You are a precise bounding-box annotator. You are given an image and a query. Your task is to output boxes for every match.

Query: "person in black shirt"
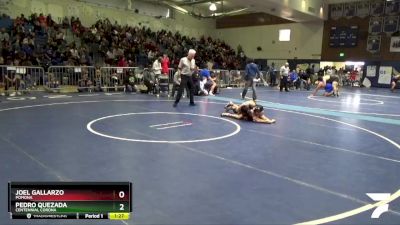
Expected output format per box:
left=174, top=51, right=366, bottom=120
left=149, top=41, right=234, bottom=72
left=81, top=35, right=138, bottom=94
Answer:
left=299, top=69, right=311, bottom=90
left=241, top=58, right=260, bottom=100
left=269, top=63, right=277, bottom=86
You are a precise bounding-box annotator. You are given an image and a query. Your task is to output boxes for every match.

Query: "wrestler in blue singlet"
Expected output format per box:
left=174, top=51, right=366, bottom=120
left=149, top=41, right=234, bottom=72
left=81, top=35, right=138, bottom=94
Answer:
left=325, top=83, right=333, bottom=93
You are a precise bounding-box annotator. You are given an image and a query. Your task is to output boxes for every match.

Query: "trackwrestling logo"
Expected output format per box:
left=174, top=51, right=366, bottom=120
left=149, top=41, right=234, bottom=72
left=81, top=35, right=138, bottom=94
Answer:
left=366, top=193, right=391, bottom=219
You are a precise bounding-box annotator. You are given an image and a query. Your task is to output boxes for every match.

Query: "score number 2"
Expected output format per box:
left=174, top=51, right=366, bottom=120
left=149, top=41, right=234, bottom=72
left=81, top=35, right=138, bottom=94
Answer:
left=110, top=189, right=130, bottom=220
left=119, top=191, right=125, bottom=211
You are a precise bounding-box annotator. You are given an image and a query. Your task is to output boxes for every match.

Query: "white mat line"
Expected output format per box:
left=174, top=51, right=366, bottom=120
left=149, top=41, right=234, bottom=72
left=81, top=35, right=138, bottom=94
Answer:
left=156, top=123, right=192, bottom=130
left=149, top=121, right=184, bottom=128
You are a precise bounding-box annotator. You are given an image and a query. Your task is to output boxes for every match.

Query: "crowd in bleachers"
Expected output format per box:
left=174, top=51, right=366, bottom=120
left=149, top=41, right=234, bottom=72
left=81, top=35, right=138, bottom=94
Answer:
left=80, top=17, right=242, bottom=69
left=0, top=13, right=243, bottom=70
left=0, top=12, right=368, bottom=95
left=0, top=13, right=72, bottom=67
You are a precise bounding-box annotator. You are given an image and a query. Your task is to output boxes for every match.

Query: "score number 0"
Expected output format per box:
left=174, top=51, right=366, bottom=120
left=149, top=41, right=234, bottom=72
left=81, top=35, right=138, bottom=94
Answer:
left=119, top=191, right=125, bottom=211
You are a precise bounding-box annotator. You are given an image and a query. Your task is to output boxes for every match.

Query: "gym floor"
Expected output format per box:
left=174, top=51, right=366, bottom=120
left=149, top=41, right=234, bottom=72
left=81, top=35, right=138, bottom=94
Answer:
left=0, top=86, right=399, bottom=225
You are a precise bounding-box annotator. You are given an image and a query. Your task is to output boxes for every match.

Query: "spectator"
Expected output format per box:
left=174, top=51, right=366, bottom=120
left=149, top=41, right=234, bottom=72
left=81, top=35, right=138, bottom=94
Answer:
left=62, top=16, right=69, bottom=29
left=147, top=50, right=154, bottom=62
left=15, top=14, right=24, bottom=26
left=47, top=14, right=55, bottom=28
left=199, top=67, right=216, bottom=96
left=46, top=72, right=59, bottom=89
left=21, top=38, right=33, bottom=56
left=198, top=68, right=210, bottom=95
left=77, top=74, right=92, bottom=92
left=79, top=47, right=92, bottom=66
left=207, top=60, right=213, bottom=70
left=12, top=35, right=21, bottom=51
left=93, top=68, right=102, bottom=92
left=161, top=54, right=169, bottom=75
left=325, top=66, right=333, bottom=76
left=269, top=63, right=277, bottom=86
left=171, top=70, right=181, bottom=98
left=38, top=13, right=47, bottom=28
left=299, top=69, right=311, bottom=90
left=51, top=51, right=63, bottom=65
left=143, top=68, right=156, bottom=94
left=391, top=74, right=400, bottom=92
left=306, top=64, right=315, bottom=82
left=239, top=51, right=246, bottom=69
left=288, top=70, right=300, bottom=89
left=210, top=73, right=218, bottom=93
left=55, top=27, right=65, bottom=44
left=4, top=71, right=21, bottom=96
left=105, top=48, right=115, bottom=65
left=117, top=56, right=128, bottom=67
left=0, top=28, right=9, bottom=42
left=71, top=17, right=82, bottom=36
left=152, top=57, right=162, bottom=76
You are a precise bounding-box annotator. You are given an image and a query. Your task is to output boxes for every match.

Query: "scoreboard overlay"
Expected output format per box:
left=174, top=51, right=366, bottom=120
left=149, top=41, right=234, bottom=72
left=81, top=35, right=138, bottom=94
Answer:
left=8, top=182, right=132, bottom=220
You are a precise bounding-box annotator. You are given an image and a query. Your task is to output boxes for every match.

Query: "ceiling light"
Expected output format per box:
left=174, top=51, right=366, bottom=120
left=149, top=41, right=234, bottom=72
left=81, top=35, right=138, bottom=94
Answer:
left=209, top=3, right=217, bottom=11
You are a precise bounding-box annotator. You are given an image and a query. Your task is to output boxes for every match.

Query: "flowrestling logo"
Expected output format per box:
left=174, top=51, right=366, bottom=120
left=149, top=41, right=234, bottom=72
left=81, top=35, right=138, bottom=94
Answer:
left=366, top=193, right=391, bottom=219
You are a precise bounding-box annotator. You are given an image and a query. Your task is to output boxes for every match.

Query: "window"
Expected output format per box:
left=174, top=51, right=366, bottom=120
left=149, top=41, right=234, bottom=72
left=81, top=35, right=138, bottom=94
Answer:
left=279, top=29, right=291, bottom=41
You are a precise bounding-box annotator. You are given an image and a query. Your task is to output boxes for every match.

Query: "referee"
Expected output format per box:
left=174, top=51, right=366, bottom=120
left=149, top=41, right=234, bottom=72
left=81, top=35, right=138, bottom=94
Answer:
left=280, top=62, right=290, bottom=92
left=173, top=49, right=197, bottom=107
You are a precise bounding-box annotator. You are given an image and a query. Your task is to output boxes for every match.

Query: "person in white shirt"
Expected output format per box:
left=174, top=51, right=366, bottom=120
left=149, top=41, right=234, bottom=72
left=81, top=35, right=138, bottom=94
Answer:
left=207, top=61, right=214, bottom=70
left=0, top=28, right=9, bottom=42
left=326, top=66, right=333, bottom=76
left=152, top=57, right=162, bottom=76
left=173, top=49, right=197, bottom=107
left=280, top=62, right=290, bottom=92
left=148, top=50, right=154, bottom=61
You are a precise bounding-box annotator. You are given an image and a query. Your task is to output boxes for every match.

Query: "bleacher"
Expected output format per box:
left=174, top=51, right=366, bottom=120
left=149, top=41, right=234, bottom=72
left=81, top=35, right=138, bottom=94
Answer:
left=0, top=12, right=253, bottom=95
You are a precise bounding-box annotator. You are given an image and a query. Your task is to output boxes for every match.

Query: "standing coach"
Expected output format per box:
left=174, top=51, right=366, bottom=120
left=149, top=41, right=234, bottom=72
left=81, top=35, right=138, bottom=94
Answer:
left=241, top=58, right=260, bottom=100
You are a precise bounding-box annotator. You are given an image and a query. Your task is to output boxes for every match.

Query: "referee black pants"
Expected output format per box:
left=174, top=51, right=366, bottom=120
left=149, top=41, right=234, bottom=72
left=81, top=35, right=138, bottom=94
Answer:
left=175, top=75, right=194, bottom=104
left=280, top=76, right=288, bottom=91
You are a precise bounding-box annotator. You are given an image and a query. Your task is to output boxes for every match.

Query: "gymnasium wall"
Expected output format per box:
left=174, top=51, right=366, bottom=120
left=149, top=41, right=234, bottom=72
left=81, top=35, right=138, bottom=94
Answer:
left=214, top=21, right=324, bottom=60
left=0, top=0, right=216, bottom=39
left=321, top=17, right=400, bottom=61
